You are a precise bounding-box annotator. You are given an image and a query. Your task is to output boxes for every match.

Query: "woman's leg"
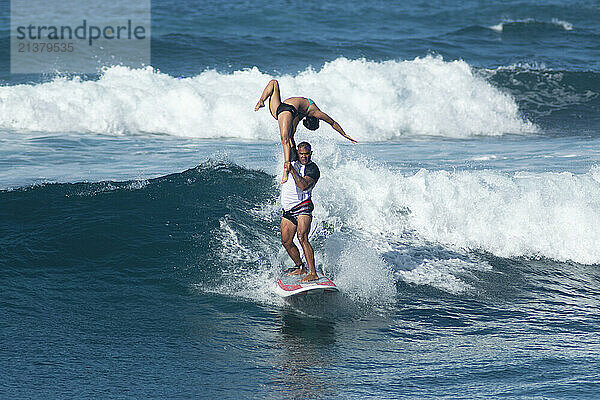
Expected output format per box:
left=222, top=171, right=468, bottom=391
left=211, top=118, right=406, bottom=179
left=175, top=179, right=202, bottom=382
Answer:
left=256, top=79, right=292, bottom=182
left=278, top=114, right=295, bottom=182
left=255, top=79, right=281, bottom=119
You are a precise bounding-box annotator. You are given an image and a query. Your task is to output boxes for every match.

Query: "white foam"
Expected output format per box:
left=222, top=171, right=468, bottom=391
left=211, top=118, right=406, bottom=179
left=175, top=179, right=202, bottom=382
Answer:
left=488, top=18, right=534, bottom=33
left=551, top=18, right=573, bottom=31
left=322, top=234, right=396, bottom=304
left=471, top=155, right=498, bottom=161
left=488, top=18, right=573, bottom=33
left=489, top=23, right=505, bottom=33
left=313, top=147, right=600, bottom=266
left=482, top=61, right=549, bottom=73
left=194, top=143, right=600, bottom=297
left=397, top=259, right=476, bottom=295
left=0, top=56, right=536, bottom=139
left=202, top=216, right=285, bottom=305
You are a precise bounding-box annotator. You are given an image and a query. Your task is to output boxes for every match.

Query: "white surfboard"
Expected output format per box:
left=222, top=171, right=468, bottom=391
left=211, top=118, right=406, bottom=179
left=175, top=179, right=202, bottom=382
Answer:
left=275, top=272, right=339, bottom=297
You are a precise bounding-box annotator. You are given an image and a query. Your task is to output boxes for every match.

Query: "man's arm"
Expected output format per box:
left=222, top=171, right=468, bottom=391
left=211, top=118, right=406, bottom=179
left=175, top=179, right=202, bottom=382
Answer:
left=287, top=164, right=315, bottom=191
left=312, top=110, right=357, bottom=143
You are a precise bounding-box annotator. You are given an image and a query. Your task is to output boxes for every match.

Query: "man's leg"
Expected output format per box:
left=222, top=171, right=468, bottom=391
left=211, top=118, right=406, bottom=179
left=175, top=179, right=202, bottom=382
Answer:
left=281, top=217, right=305, bottom=275
left=297, top=215, right=317, bottom=282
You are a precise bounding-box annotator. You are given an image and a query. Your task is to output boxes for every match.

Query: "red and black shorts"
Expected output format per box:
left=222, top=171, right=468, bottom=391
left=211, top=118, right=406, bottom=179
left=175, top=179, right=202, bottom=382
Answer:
left=282, top=199, right=314, bottom=226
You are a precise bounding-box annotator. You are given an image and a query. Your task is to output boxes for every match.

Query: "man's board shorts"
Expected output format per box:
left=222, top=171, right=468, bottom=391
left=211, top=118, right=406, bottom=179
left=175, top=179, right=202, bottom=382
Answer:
left=282, top=199, right=314, bottom=226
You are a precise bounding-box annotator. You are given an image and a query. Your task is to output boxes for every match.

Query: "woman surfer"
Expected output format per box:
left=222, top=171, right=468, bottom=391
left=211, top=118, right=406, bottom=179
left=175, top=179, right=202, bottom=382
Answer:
left=254, top=79, right=357, bottom=182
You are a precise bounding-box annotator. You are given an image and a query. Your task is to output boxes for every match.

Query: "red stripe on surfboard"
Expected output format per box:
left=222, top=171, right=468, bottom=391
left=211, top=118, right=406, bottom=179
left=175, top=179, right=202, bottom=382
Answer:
left=277, top=278, right=336, bottom=292
left=278, top=280, right=302, bottom=291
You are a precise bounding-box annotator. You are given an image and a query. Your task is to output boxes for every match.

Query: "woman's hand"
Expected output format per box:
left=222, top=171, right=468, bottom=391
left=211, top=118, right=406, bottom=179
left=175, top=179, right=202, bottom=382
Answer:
left=343, top=132, right=358, bottom=143
left=282, top=161, right=291, bottom=183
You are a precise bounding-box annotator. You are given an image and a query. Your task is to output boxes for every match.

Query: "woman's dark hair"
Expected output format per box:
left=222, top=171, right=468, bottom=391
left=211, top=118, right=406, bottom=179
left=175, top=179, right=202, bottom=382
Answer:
left=303, top=116, right=319, bottom=131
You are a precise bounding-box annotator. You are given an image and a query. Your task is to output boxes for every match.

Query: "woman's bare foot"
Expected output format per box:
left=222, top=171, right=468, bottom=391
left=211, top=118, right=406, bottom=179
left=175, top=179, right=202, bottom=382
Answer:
left=300, top=274, right=318, bottom=282
left=286, top=267, right=306, bottom=276
left=254, top=101, right=264, bottom=111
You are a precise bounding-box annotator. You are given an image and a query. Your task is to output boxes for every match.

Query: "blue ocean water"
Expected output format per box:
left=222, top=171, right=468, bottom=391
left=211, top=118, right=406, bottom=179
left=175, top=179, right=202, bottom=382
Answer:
left=2, top=0, right=600, bottom=398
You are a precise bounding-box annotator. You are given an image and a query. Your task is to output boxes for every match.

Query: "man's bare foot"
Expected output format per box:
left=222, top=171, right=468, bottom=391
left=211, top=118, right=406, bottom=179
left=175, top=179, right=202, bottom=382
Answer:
left=286, top=267, right=307, bottom=276
left=300, top=274, right=318, bottom=282
left=254, top=101, right=264, bottom=111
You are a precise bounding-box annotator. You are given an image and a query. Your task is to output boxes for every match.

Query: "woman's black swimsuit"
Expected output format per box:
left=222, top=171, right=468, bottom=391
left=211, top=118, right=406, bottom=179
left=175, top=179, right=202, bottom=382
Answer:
left=276, top=102, right=299, bottom=120
left=276, top=98, right=314, bottom=120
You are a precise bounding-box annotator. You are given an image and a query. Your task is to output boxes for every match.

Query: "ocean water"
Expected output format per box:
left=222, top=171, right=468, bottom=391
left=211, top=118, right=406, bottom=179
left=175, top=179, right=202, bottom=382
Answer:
left=2, top=0, right=600, bottom=398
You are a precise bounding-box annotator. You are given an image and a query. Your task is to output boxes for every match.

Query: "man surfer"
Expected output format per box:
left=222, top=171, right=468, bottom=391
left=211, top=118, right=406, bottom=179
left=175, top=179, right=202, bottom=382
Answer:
left=280, top=142, right=320, bottom=282
left=254, top=79, right=356, bottom=183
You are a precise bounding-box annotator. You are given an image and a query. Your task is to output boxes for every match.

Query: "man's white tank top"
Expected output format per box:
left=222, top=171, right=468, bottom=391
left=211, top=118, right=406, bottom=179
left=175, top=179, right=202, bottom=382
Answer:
left=280, top=161, right=319, bottom=211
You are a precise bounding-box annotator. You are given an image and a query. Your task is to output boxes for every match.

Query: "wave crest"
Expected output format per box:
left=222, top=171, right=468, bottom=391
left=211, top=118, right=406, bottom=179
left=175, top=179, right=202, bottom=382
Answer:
left=489, top=18, right=573, bottom=33
left=316, top=154, right=600, bottom=265
left=0, top=56, right=536, bottom=139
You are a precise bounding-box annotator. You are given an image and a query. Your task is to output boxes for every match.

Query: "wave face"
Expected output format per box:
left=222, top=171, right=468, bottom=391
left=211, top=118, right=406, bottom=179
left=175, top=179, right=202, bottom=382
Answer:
left=481, top=66, right=600, bottom=131
left=0, top=163, right=276, bottom=285
left=0, top=56, right=536, bottom=139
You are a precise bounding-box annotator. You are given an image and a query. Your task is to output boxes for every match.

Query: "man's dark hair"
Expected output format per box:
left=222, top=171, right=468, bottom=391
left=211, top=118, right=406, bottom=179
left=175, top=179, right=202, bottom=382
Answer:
left=297, top=142, right=311, bottom=152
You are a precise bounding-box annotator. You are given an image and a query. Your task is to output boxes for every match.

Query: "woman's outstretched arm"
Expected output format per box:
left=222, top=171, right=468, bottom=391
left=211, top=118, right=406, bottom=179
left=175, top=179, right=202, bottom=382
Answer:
left=312, top=110, right=357, bottom=143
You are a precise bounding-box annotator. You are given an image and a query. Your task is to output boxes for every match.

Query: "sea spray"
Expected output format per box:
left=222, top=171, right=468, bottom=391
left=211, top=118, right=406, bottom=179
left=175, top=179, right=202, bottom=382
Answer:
left=0, top=56, right=536, bottom=138
left=211, top=143, right=600, bottom=299
left=313, top=144, right=600, bottom=265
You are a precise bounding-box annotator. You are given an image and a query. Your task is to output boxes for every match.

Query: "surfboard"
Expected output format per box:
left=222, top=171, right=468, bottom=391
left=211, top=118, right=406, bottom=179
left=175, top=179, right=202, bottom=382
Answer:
left=275, top=272, right=339, bottom=297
